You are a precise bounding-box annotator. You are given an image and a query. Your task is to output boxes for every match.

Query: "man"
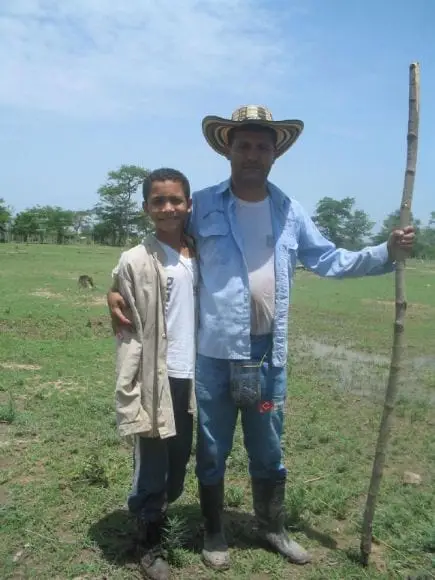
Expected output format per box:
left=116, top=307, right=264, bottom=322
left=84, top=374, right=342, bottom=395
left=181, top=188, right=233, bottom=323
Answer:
left=108, top=105, right=415, bottom=572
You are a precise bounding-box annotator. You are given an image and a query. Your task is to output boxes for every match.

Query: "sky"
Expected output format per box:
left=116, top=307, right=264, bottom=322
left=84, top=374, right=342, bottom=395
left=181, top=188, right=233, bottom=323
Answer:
left=1, top=0, right=434, bottom=232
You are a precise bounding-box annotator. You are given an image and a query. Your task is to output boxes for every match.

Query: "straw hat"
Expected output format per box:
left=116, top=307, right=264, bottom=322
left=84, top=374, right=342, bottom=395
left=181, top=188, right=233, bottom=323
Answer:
left=202, top=105, right=304, bottom=158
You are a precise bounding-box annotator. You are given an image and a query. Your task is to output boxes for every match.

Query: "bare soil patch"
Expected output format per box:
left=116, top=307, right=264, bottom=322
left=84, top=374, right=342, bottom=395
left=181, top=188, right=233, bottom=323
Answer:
left=30, top=289, right=64, bottom=299
left=44, top=379, right=83, bottom=393
left=77, top=295, right=107, bottom=306
left=0, top=362, right=41, bottom=371
left=362, top=298, right=434, bottom=311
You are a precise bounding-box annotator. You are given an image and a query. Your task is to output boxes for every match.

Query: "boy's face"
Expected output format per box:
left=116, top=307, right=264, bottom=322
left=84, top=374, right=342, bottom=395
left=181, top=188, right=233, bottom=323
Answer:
left=144, top=180, right=191, bottom=234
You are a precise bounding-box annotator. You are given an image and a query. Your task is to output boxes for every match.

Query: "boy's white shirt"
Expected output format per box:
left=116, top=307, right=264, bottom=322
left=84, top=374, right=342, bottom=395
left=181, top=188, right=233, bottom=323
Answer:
left=157, top=241, right=198, bottom=379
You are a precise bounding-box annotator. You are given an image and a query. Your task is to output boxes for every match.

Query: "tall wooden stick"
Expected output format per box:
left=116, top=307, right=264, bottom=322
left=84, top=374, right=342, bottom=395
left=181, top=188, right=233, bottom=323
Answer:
left=360, top=62, right=420, bottom=566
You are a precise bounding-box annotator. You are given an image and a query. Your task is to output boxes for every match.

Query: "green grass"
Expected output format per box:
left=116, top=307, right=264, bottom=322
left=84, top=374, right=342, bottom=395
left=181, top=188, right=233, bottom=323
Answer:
left=0, top=243, right=434, bottom=579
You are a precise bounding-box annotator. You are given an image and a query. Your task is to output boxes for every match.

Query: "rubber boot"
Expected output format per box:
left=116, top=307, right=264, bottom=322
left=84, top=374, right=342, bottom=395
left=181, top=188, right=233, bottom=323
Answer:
left=199, top=480, right=230, bottom=570
left=251, top=477, right=312, bottom=565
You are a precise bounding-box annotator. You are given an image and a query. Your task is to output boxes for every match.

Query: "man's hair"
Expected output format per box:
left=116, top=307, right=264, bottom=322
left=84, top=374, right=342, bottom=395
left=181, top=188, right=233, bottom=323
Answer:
left=227, top=124, right=277, bottom=147
left=142, top=168, right=191, bottom=202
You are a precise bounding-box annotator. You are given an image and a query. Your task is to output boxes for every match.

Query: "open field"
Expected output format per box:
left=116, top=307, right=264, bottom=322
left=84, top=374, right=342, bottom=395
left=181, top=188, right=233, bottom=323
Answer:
left=1, top=244, right=434, bottom=580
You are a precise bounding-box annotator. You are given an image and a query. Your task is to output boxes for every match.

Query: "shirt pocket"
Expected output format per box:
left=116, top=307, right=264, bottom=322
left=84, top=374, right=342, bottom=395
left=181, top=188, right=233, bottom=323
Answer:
left=197, top=211, right=230, bottom=265
left=279, top=232, right=299, bottom=276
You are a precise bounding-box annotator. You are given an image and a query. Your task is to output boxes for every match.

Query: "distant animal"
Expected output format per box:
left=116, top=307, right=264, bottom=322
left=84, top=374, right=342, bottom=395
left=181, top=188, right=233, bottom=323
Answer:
left=78, top=275, right=94, bottom=289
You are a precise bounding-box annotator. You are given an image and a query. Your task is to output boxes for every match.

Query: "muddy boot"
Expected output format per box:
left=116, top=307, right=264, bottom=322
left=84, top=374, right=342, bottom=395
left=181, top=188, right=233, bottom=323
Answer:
left=199, top=481, right=230, bottom=570
left=137, top=516, right=170, bottom=580
left=251, top=477, right=312, bottom=565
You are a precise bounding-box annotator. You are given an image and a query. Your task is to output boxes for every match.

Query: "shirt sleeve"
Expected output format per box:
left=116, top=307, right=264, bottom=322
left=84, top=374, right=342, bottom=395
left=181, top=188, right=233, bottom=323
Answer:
left=295, top=202, right=395, bottom=277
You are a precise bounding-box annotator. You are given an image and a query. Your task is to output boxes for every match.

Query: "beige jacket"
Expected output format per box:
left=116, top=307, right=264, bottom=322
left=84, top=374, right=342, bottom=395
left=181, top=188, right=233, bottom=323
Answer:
left=114, top=235, right=196, bottom=439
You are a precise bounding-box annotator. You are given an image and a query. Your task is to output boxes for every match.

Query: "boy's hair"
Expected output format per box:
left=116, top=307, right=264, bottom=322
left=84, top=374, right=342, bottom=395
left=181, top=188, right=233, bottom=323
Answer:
left=227, top=124, right=277, bottom=147
left=142, top=168, right=191, bottom=202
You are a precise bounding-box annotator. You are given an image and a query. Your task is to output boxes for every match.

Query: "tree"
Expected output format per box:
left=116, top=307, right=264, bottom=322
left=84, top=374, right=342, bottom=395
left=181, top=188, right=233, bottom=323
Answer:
left=312, top=196, right=374, bottom=249
left=11, top=206, right=74, bottom=243
left=12, top=208, right=40, bottom=242
left=344, top=209, right=375, bottom=250
left=43, top=206, right=75, bottom=244
left=72, top=210, right=93, bottom=235
left=94, top=165, right=150, bottom=246
left=418, top=211, right=435, bottom=259
left=0, top=198, right=13, bottom=241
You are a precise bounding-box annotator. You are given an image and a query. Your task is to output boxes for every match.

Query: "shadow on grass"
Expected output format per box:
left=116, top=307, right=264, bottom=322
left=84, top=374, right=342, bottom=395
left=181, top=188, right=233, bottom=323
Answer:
left=88, top=503, right=338, bottom=567
left=295, top=521, right=338, bottom=551
left=88, top=508, right=138, bottom=566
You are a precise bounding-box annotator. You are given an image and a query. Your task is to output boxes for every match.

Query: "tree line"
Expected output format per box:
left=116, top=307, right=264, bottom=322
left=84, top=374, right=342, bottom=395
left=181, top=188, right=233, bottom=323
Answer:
left=1, top=164, right=434, bottom=258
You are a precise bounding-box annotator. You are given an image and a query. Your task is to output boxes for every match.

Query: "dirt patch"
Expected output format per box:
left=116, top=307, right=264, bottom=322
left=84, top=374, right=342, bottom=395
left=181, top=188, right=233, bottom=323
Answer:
left=0, top=485, right=8, bottom=505
left=77, top=295, right=107, bottom=306
left=14, top=459, right=46, bottom=486
left=90, top=296, right=107, bottom=306
left=30, top=289, right=64, bottom=299
left=362, top=299, right=395, bottom=307
left=0, top=362, right=41, bottom=371
left=71, top=548, right=98, bottom=568
left=0, top=452, right=14, bottom=470
left=45, top=379, right=83, bottom=393
left=295, top=337, right=435, bottom=404
left=0, top=437, right=39, bottom=449
left=369, top=542, right=389, bottom=573
left=413, top=356, right=435, bottom=370
left=362, top=299, right=434, bottom=312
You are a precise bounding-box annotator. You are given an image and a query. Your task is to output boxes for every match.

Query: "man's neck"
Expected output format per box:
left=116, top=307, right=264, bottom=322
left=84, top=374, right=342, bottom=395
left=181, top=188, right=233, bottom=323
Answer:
left=155, top=230, right=186, bottom=252
left=231, top=180, right=268, bottom=202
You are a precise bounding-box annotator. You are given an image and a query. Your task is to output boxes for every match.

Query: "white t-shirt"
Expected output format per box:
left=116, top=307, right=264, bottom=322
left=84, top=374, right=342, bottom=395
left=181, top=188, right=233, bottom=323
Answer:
left=158, top=241, right=198, bottom=379
left=234, top=195, right=276, bottom=335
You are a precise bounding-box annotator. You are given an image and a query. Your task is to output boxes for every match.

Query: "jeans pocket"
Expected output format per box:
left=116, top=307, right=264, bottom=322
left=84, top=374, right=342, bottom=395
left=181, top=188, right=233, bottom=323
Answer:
left=229, top=360, right=262, bottom=407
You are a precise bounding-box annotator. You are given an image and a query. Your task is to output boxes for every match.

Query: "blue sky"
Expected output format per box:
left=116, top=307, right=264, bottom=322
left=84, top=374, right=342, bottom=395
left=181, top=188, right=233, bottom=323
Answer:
left=0, top=0, right=434, bottom=231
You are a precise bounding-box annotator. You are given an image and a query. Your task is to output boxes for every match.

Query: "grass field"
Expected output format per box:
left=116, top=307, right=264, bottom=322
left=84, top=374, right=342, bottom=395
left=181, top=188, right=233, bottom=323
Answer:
left=1, top=243, right=434, bottom=580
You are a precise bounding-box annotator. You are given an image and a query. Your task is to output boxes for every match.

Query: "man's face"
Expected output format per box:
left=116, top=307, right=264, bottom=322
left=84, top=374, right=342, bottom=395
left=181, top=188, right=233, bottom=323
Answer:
left=228, top=129, right=276, bottom=187
left=143, top=180, right=191, bottom=234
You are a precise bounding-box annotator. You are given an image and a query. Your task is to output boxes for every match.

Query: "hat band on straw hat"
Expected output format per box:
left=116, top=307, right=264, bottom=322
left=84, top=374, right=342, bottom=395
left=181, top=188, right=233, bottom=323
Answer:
left=202, top=105, right=304, bottom=158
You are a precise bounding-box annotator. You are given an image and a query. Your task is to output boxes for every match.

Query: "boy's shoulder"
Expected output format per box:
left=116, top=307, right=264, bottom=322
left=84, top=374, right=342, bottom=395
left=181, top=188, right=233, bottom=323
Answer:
left=118, top=238, right=155, bottom=269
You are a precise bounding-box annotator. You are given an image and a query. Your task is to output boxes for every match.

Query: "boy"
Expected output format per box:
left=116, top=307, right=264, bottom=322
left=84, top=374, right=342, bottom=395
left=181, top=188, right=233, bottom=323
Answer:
left=113, top=168, right=197, bottom=580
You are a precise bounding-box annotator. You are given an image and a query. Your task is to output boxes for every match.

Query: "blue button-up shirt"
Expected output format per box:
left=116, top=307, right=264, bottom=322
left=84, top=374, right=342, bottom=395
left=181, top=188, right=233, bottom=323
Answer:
left=187, top=178, right=394, bottom=367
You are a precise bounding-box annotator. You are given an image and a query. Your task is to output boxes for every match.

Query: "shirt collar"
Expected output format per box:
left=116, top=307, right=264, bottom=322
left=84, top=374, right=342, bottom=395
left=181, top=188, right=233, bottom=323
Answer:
left=215, top=177, right=291, bottom=212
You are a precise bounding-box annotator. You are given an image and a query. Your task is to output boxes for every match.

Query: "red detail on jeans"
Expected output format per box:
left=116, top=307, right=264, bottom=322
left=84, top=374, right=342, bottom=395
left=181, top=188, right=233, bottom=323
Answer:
left=258, top=401, right=275, bottom=413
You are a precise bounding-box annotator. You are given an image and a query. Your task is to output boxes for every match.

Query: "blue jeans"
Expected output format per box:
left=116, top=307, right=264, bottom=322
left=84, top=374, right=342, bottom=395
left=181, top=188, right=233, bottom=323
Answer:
left=127, top=377, right=193, bottom=522
left=195, top=334, right=287, bottom=485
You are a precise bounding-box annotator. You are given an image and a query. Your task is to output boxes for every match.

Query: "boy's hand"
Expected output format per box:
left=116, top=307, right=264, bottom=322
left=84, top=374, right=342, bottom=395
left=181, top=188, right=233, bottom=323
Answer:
left=107, top=290, right=132, bottom=336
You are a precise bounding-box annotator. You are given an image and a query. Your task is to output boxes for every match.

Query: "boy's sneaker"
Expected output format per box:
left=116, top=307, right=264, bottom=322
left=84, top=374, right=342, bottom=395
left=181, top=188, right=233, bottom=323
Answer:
left=137, top=516, right=170, bottom=580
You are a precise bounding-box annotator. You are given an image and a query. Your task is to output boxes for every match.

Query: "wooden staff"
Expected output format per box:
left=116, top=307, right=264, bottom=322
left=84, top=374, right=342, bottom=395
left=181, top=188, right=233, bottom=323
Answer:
left=360, top=62, right=421, bottom=566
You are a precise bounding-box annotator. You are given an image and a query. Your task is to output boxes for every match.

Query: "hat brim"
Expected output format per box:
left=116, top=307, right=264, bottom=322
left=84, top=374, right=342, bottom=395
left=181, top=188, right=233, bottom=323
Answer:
left=202, top=115, right=304, bottom=158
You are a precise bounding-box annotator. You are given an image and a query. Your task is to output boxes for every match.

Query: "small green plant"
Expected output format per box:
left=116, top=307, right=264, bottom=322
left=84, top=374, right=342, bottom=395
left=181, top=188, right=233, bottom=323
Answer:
left=162, top=515, right=191, bottom=568
left=0, top=393, right=16, bottom=424
left=225, top=484, right=244, bottom=508
left=72, top=453, right=109, bottom=488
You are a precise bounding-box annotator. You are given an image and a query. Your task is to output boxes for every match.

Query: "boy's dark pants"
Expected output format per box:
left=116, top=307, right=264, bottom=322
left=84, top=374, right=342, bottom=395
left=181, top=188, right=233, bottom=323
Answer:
left=127, top=377, right=193, bottom=523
